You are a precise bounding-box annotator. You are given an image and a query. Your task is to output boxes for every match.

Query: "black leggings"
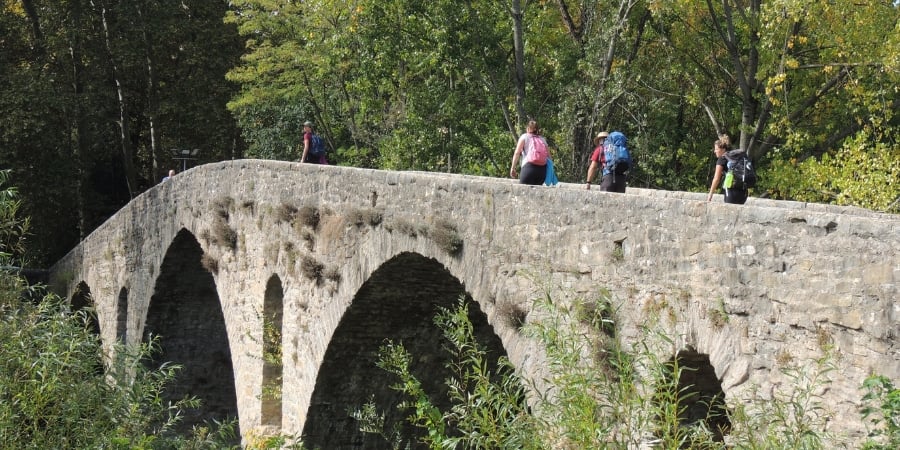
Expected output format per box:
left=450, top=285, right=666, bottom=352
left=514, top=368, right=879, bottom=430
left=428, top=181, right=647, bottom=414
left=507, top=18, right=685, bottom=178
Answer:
left=519, top=163, right=547, bottom=185
left=724, top=188, right=748, bottom=204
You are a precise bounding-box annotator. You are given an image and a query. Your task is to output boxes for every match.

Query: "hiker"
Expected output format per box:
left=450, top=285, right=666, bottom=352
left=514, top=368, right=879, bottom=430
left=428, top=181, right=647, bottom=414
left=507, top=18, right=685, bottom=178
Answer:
left=585, top=131, right=630, bottom=193
left=707, top=134, right=748, bottom=204
left=585, top=131, right=608, bottom=191
left=300, top=121, right=327, bottom=164
left=161, top=169, right=175, bottom=182
left=510, top=120, right=550, bottom=185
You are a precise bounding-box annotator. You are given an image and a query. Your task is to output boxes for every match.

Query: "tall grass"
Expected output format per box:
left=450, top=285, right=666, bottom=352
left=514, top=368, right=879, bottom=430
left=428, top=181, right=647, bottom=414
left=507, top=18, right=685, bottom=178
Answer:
left=356, top=291, right=869, bottom=449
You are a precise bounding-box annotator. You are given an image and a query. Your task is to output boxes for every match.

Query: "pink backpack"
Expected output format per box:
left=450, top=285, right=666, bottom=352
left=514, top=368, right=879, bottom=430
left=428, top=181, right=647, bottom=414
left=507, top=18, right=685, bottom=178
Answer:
left=525, top=134, right=549, bottom=166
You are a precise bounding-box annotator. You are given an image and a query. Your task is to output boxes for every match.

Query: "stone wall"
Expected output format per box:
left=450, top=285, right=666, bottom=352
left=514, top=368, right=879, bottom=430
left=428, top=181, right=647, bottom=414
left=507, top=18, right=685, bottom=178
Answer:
left=50, top=160, right=899, bottom=447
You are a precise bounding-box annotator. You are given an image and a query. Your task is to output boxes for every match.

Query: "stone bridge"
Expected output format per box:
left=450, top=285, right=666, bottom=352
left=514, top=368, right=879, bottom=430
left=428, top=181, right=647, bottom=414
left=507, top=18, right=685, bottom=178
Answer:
left=50, top=160, right=898, bottom=448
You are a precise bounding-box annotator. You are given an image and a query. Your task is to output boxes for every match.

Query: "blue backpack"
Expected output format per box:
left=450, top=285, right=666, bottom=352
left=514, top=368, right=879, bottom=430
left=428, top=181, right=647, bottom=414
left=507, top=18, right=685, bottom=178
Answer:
left=602, top=131, right=632, bottom=176
left=310, top=134, right=326, bottom=156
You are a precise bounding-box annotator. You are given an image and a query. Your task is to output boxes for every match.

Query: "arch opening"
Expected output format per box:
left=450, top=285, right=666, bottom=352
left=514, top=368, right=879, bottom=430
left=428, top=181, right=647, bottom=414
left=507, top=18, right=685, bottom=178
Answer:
left=301, top=252, right=509, bottom=449
left=665, top=349, right=731, bottom=443
left=144, top=229, right=238, bottom=439
left=261, top=275, right=284, bottom=428
left=71, top=281, right=100, bottom=336
left=116, top=287, right=128, bottom=343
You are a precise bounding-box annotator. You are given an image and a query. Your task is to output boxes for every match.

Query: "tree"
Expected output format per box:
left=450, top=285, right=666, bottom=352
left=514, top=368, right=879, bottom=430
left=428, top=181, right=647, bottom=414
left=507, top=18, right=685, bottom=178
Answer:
left=0, top=0, right=244, bottom=266
left=650, top=0, right=899, bottom=165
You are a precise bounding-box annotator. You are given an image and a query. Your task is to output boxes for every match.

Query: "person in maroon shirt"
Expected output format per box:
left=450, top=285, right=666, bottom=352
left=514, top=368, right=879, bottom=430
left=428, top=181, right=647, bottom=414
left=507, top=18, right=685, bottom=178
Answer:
left=585, top=131, right=626, bottom=192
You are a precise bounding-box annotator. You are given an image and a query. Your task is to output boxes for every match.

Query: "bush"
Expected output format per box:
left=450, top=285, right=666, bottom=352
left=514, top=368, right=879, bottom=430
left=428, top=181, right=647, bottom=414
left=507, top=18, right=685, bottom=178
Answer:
left=358, top=289, right=849, bottom=449
left=0, top=282, right=241, bottom=449
left=0, top=177, right=240, bottom=449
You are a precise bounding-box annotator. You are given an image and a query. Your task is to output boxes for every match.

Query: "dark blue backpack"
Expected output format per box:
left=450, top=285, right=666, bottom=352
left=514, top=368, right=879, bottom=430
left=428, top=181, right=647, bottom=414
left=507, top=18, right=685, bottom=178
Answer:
left=725, top=149, right=757, bottom=189
left=603, top=131, right=632, bottom=176
left=310, top=134, right=326, bottom=156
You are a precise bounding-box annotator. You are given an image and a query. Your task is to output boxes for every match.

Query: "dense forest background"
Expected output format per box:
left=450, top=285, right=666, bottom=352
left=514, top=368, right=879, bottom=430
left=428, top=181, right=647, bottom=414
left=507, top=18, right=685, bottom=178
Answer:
left=1, top=0, right=898, bottom=267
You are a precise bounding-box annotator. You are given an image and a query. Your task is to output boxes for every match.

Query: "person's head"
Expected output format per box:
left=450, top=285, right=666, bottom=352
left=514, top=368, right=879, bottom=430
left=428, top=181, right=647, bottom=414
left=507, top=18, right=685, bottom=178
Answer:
left=594, top=131, right=609, bottom=145
left=713, top=134, right=731, bottom=156
left=526, top=120, right=540, bottom=134
left=303, top=120, right=314, bottom=131
left=168, top=169, right=175, bottom=177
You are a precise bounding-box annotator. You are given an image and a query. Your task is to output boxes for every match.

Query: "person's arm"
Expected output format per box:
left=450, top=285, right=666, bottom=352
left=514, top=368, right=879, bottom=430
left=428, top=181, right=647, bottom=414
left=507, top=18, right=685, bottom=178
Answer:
left=586, top=160, right=599, bottom=190
left=300, top=134, right=310, bottom=163
left=509, top=137, right=525, bottom=178
left=707, top=164, right=724, bottom=201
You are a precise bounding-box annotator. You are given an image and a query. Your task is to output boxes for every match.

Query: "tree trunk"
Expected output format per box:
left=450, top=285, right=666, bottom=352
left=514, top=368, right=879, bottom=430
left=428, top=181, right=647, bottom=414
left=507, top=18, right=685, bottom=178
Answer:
left=96, top=0, right=138, bottom=198
left=511, top=0, right=527, bottom=133
left=67, top=0, right=89, bottom=239
left=136, top=2, right=161, bottom=181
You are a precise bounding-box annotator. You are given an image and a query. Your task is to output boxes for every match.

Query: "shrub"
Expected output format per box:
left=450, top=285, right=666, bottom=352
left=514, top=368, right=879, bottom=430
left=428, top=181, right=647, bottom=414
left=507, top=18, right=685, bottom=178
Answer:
left=358, top=288, right=846, bottom=449
left=0, top=281, right=240, bottom=449
left=861, top=375, right=900, bottom=449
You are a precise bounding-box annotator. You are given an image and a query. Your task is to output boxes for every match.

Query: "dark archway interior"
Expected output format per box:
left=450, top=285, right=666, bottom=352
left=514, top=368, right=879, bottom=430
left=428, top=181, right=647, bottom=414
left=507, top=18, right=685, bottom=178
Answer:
left=145, top=229, right=238, bottom=438
left=71, top=281, right=100, bottom=335
left=116, top=287, right=128, bottom=342
left=261, top=275, right=284, bottom=428
left=301, top=252, right=508, bottom=449
left=669, top=349, right=731, bottom=443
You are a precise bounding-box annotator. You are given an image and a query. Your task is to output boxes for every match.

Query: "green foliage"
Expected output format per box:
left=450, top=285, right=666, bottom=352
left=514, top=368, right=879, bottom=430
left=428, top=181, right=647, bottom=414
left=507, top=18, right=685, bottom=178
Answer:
left=229, top=99, right=311, bottom=161
left=860, top=375, right=900, bottom=449
left=727, top=354, right=841, bottom=449
left=0, top=287, right=240, bottom=449
left=0, top=170, right=29, bottom=265
left=355, top=297, right=536, bottom=449
left=360, top=287, right=858, bottom=449
left=765, top=128, right=900, bottom=213
left=1, top=1, right=244, bottom=265
left=0, top=184, right=238, bottom=447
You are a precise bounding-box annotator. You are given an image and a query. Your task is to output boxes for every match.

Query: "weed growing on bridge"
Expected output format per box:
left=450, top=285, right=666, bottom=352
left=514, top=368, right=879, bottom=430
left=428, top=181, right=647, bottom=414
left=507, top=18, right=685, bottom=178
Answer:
left=347, top=207, right=382, bottom=227
left=385, top=217, right=420, bottom=237
left=726, top=353, right=841, bottom=447
left=298, top=205, right=321, bottom=229
left=323, top=264, right=341, bottom=283
left=276, top=203, right=298, bottom=223
left=300, top=254, right=324, bottom=283
left=709, top=297, right=729, bottom=329
left=353, top=298, right=536, bottom=449
left=201, top=253, right=219, bottom=274
left=213, top=196, right=234, bottom=219
left=427, top=218, right=463, bottom=256
left=211, top=219, right=238, bottom=250
left=495, top=300, right=528, bottom=330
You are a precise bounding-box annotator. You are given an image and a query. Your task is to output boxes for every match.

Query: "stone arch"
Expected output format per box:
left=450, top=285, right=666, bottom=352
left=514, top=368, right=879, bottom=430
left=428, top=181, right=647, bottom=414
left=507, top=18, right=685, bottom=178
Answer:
left=71, top=281, right=92, bottom=310
left=116, top=287, right=128, bottom=343
left=144, top=228, right=239, bottom=439
left=261, top=274, right=284, bottom=428
left=301, top=252, right=509, bottom=449
left=71, top=281, right=100, bottom=335
left=667, top=348, right=731, bottom=442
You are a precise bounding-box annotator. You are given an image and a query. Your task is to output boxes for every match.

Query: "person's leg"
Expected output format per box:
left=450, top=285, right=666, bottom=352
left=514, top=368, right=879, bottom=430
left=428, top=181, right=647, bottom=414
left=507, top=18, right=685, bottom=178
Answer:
left=611, top=173, right=627, bottom=193
left=599, top=174, right=617, bottom=191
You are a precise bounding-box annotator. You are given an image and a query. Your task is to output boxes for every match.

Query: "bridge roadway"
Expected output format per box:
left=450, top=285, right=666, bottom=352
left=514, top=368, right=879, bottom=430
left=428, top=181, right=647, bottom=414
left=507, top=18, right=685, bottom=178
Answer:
left=50, top=160, right=898, bottom=447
